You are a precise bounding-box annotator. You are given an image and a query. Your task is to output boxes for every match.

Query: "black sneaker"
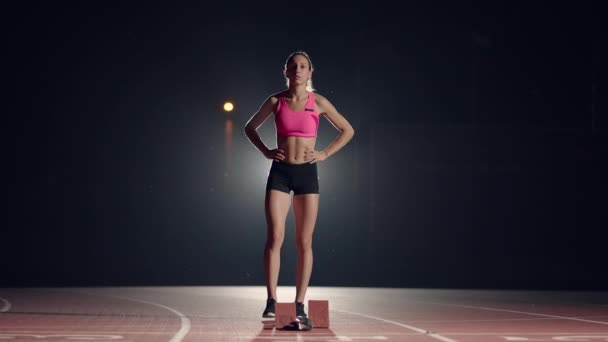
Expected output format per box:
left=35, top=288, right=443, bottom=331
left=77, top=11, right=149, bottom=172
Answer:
left=296, top=302, right=307, bottom=320
left=295, top=302, right=313, bottom=331
left=283, top=317, right=313, bottom=331
left=262, top=298, right=276, bottom=318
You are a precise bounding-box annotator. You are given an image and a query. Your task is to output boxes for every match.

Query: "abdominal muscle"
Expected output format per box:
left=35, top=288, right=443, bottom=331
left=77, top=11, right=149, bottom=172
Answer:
left=277, top=135, right=317, bottom=164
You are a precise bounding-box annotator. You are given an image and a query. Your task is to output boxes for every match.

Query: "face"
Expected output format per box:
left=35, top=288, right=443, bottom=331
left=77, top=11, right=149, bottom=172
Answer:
left=284, top=54, right=312, bottom=86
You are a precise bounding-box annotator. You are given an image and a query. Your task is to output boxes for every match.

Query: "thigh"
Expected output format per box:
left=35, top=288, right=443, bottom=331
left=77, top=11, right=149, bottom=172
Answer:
left=293, top=194, right=319, bottom=241
left=265, top=189, right=292, bottom=236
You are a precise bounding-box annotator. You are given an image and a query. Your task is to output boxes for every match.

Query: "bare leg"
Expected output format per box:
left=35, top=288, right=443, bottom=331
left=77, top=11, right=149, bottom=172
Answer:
left=264, top=190, right=291, bottom=300
left=293, top=193, right=319, bottom=303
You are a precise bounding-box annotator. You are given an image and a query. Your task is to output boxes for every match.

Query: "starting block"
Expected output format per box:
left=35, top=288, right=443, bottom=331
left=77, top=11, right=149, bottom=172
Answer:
left=308, top=300, right=329, bottom=328
left=261, top=300, right=330, bottom=330
left=275, top=302, right=296, bottom=329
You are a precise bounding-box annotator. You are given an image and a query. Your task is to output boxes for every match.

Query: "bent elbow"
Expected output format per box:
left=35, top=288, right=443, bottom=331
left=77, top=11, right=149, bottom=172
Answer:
left=346, top=127, right=355, bottom=138
left=244, top=124, right=258, bottom=138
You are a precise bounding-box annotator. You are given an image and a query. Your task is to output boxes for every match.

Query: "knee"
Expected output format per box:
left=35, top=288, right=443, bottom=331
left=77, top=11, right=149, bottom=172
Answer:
left=266, top=233, right=284, bottom=250
left=295, top=237, right=312, bottom=253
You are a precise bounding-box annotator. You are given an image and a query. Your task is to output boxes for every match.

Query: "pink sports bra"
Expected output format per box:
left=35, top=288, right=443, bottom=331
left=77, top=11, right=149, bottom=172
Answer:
left=274, top=92, right=319, bottom=138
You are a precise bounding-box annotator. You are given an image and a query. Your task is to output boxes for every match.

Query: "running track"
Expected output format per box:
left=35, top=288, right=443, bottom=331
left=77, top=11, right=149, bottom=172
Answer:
left=1, top=287, right=607, bottom=341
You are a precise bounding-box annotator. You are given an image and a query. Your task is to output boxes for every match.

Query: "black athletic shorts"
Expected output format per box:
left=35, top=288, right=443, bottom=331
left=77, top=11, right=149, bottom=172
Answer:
left=266, top=160, right=319, bottom=195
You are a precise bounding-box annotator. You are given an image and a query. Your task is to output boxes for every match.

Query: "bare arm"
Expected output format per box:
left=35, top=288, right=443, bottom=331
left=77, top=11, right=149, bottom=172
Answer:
left=316, top=94, right=355, bottom=159
left=244, top=96, right=284, bottom=160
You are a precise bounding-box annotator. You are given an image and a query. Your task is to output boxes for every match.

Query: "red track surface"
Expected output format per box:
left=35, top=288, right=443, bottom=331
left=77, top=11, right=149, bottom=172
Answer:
left=1, top=287, right=607, bottom=341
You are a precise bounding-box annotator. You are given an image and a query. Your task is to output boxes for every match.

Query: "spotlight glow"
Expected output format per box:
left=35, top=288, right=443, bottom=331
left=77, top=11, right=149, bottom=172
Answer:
left=223, top=102, right=234, bottom=112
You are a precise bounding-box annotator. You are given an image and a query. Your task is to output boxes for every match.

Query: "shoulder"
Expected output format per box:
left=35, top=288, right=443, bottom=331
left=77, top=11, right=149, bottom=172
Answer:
left=313, top=93, right=334, bottom=113
left=312, top=92, right=327, bottom=101
left=265, top=90, right=288, bottom=105
left=257, top=91, right=284, bottom=109
left=313, top=92, right=330, bottom=106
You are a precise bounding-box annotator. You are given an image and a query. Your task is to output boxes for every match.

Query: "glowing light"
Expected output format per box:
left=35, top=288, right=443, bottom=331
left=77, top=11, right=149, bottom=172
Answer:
left=223, top=102, right=234, bottom=112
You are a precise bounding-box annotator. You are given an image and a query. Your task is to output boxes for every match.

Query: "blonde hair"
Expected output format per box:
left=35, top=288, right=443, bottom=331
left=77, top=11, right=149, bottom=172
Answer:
left=284, top=51, right=315, bottom=92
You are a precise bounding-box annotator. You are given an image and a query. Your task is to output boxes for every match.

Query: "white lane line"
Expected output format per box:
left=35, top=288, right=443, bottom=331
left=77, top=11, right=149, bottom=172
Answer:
left=408, top=315, right=608, bottom=323
left=431, top=303, right=608, bottom=326
left=0, top=334, right=124, bottom=340
left=0, top=297, right=11, bottom=312
left=66, top=290, right=190, bottom=342
left=442, top=332, right=608, bottom=335
left=103, top=295, right=191, bottom=342
left=1, top=330, right=608, bottom=336
left=9, top=313, right=608, bottom=327
left=332, top=309, right=459, bottom=342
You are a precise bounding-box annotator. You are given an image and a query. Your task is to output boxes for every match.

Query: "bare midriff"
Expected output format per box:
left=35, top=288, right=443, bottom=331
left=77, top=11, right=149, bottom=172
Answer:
left=277, top=135, right=317, bottom=164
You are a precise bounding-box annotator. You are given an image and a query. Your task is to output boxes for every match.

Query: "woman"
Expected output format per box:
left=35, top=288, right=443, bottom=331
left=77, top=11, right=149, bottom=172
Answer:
left=244, top=51, right=354, bottom=330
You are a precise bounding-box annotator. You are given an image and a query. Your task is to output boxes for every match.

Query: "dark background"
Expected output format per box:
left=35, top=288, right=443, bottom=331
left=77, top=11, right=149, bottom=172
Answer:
left=4, top=2, right=607, bottom=290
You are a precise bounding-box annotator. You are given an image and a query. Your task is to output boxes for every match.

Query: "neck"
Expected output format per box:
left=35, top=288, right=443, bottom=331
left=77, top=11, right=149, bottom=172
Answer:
left=288, top=84, right=308, bottom=99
